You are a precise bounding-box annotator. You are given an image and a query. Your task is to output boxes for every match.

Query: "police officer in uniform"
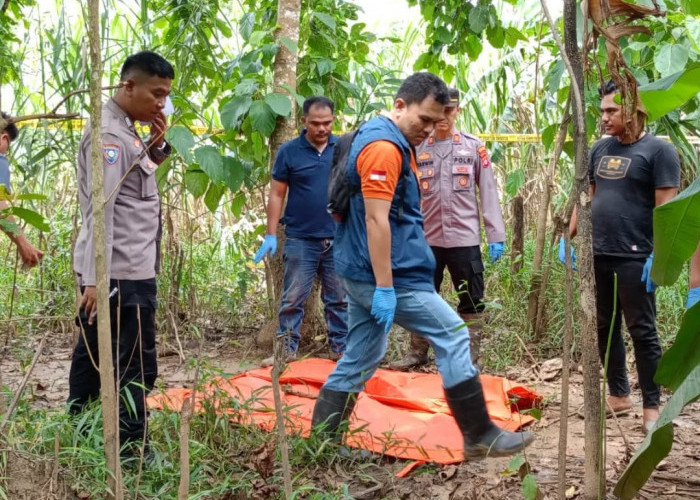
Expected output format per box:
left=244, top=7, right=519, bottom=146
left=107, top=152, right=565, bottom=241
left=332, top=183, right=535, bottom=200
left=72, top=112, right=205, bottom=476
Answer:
left=69, top=51, right=174, bottom=456
left=393, top=88, right=505, bottom=369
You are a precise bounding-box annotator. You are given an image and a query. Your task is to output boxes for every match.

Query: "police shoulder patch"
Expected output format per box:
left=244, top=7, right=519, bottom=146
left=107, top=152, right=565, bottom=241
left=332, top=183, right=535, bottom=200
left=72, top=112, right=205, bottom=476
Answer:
left=103, top=144, right=121, bottom=165
left=477, top=145, right=490, bottom=168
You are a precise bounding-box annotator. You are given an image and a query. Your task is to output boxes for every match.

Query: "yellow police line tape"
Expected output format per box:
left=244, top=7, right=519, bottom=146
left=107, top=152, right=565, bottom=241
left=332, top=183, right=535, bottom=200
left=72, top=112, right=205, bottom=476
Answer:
left=17, top=118, right=700, bottom=145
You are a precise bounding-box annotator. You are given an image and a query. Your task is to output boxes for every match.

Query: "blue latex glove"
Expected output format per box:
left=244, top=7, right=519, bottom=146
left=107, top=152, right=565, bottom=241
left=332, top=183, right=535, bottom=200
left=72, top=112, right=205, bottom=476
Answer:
left=253, top=234, right=277, bottom=263
left=686, top=287, right=700, bottom=309
left=370, top=286, right=397, bottom=333
left=488, top=242, right=505, bottom=263
left=558, top=237, right=578, bottom=270
left=641, top=253, right=657, bottom=293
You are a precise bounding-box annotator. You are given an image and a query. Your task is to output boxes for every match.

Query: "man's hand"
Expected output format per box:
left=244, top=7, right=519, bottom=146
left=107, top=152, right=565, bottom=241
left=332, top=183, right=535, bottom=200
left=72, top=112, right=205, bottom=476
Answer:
left=686, top=287, right=700, bottom=309
left=558, top=237, right=578, bottom=270
left=488, top=242, right=504, bottom=263
left=641, top=253, right=657, bottom=293
left=254, top=234, right=278, bottom=263
left=150, top=111, right=168, bottom=148
left=17, top=238, right=43, bottom=268
left=79, top=286, right=97, bottom=325
left=370, top=286, right=396, bottom=333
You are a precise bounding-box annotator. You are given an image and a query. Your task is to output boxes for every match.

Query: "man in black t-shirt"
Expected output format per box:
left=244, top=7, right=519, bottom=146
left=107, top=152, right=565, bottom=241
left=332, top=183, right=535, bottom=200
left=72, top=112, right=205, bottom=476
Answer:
left=567, top=80, right=680, bottom=433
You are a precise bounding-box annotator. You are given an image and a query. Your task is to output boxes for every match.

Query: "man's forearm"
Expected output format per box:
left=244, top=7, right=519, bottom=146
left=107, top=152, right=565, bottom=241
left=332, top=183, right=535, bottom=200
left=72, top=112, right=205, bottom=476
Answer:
left=366, top=217, right=393, bottom=287
left=266, top=193, right=284, bottom=235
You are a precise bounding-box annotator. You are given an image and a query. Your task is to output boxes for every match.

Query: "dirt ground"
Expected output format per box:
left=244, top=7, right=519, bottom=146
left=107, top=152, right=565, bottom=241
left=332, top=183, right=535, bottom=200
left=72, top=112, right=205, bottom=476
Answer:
left=2, top=326, right=699, bottom=500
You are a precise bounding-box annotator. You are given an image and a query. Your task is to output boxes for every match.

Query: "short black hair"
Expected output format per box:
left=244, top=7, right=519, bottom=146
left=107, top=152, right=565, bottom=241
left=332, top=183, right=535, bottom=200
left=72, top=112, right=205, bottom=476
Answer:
left=599, top=80, right=618, bottom=98
left=396, top=72, right=449, bottom=106
left=303, top=96, right=334, bottom=115
left=0, top=112, right=18, bottom=141
left=120, top=51, right=175, bottom=81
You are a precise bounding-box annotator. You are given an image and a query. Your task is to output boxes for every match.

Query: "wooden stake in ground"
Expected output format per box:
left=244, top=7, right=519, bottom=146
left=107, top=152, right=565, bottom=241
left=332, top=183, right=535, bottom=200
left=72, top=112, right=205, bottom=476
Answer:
left=86, top=0, right=123, bottom=497
left=271, top=337, right=293, bottom=498
left=558, top=229, right=576, bottom=500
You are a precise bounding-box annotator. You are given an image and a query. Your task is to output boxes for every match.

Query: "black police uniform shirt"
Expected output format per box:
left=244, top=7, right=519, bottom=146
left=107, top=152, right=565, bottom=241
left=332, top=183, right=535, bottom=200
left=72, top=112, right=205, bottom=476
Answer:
left=588, top=133, right=680, bottom=258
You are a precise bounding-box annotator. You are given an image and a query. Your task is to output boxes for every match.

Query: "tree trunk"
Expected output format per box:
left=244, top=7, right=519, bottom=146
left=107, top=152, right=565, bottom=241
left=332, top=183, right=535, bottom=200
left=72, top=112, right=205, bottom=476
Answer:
left=510, top=196, right=524, bottom=274
left=562, top=1, right=603, bottom=497
left=258, top=0, right=324, bottom=349
left=86, top=0, right=122, bottom=497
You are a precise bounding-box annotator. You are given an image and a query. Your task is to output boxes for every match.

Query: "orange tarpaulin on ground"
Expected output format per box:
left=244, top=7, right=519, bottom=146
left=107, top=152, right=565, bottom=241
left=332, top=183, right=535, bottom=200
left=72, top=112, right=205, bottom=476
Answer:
left=148, top=358, right=541, bottom=464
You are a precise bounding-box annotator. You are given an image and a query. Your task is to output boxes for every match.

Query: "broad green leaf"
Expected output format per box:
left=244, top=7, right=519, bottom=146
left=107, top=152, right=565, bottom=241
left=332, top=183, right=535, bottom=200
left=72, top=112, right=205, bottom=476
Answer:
left=230, top=192, right=246, bottom=218
left=315, top=58, right=335, bottom=77
left=0, top=216, right=19, bottom=236
left=505, top=169, right=525, bottom=197
left=413, top=52, right=432, bottom=71
left=279, top=83, right=305, bottom=108
left=468, top=5, right=489, bottom=33
left=249, top=101, right=277, bottom=137
left=435, top=26, right=452, bottom=44
left=221, top=156, right=246, bottom=192
left=155, top=157, right=173, bottom=190
left=184, top=169, right=209, bottom=198
left=687, top=19, right=700, bottom=53
left=249, top=30, right=268, bottom=47
left=505, top=27, right=527, bottom=48
left=541, top=123, right=558, bottom=151
left=204, top=182, right=226, bottom=212
left=522, top=474, right=540, bottom=500
left=653, top=44, right=689, bottom=77
left=545, top=59, right=566, bottom=95
left=234, top=79, right=258, bottom=96
left=681, top=0, right=700, bottom=15
left=614, top=364, right=700, bottom=500
left=239, top=12, right=255, bottom=41
left=465, top=34, right=483, bottom=61
left=166, top=125, right=195, bottom=163
left=279, top=36, right=297, bottom=55
left=313, top=12, right=336, bottom=31
left=195, top=146, right=225, bottom=185
left=507, top=454, right=525, bottom=473
left=655, top=303, right=700, bottom=391
left=264, top=93, right=292, bottom=117
left=639, top=64, right=700, bottom=122
left=6, top=206, right=49, bottom=232
left=486, top=25, right=505, bottom=49
left=221, top=95, right=253, bottom=131
left=651, top=177, right=700, bottom=285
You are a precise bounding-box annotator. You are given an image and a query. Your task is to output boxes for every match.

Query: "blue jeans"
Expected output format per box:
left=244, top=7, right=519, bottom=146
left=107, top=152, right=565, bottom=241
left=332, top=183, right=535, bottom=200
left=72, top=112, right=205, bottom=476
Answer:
left=324, top=278, right=477, bottom=393
left=277, top=237, right=347, bottom=353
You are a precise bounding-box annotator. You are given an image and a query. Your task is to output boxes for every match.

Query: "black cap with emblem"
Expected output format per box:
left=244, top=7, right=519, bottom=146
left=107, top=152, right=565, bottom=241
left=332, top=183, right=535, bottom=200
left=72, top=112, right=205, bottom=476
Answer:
left=445, top=88, right=460, bottom=108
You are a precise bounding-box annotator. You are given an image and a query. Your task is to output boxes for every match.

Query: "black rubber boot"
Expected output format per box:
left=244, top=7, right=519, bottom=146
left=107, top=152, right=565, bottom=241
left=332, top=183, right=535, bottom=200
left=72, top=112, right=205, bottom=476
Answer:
left=311, top=387, right=357, bottom=443
left=445, top=376, right=534, bottom=460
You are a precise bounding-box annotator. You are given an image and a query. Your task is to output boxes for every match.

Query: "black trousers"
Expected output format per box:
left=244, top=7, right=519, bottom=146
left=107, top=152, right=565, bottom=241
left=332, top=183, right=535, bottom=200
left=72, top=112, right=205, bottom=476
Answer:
left=431, top=245, right=485, bottom=314
left=68, top=279, right=158, bottom=443
left=594, top=256, right=661, bottom=409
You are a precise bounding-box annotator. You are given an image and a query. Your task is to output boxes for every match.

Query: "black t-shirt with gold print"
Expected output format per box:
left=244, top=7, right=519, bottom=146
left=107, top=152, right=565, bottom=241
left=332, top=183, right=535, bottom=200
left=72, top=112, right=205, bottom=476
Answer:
left=588, top=134, right=680, bottom=258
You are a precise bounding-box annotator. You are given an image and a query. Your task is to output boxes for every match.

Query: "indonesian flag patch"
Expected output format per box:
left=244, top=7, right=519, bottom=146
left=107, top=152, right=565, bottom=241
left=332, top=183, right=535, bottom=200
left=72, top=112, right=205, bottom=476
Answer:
left=103, top=144, right=121, bottom=165
left=369, top=169, right=387, bottom=181
left=477, top=145, right=490, bottom=168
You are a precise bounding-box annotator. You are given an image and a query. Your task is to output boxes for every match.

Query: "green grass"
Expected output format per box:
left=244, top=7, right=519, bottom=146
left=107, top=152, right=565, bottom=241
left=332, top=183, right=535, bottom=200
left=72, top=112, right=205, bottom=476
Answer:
left=1, top=375, right=364, bottom=499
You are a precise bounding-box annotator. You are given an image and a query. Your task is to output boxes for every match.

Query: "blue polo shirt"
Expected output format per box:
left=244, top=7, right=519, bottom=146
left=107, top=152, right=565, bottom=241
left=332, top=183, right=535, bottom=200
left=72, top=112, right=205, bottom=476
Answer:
left=272, top=130, right=337, bottom=239
left=0, top=153, right=11, bottom=193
